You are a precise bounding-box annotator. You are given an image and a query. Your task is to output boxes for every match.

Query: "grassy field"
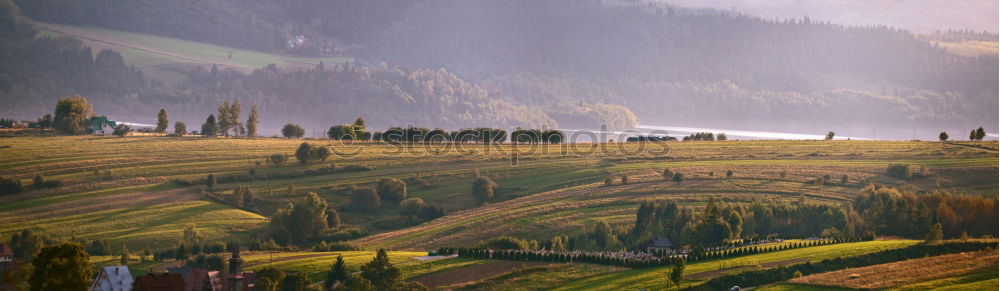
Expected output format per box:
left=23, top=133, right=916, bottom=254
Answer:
left=0, top=136, right=995, bottom=253
left=242, top=251, right=427, bottom=282
left=34, top=21, right=354, bottom=86
left=789, top=249, right=997, bottom=289
left=547, top=240, right=920, bottom=291
left=0, top=135, right=996, bottom=288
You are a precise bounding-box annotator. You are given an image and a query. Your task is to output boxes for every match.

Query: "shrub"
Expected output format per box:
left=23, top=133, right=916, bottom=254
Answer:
left=399, top=198, right=426, bottom=216
left=726, top=170, right=734, bottom=178
left=206, top=174, right=217, bottom=190
left=113, top=124, right=130, bottom=136
left=0, top=177, right=24, bottom=195
left=377, top=178, right=407, bottom=205
left=480, top=236, right=529, bottom=250
left=621, top=175, right=628, bottom=185
left=604, top=177, right=613, bottom=186
left=204, top=242, right=226, bottom=254
left=350, top=187, right=381, bottom=212
left=327, top=209, right=341, bottom=228
left=268, top=154, right=288, bottom=166
left=295, top=142, right=313, bottom=165
left=472, top=176, right=496, bottom=203
left=174, top=122, right=187, bottom=135
left=416, top=205, right=445, bottom=220
left=282, top=123, right=305, bottom=138
left=672, top=173, right=684, bottom=184
left=311, top=146, right=331, bottom=162
left=886, top=164, right=911, bottom=179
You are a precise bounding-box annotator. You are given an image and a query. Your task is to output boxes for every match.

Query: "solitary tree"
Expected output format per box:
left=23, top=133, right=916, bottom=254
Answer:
left=29, top=242, right=92, bottom=291
left=246, top=104, right=259, bottom=138
left=825, top=131, right=835, bottom=140
left=472, top=176, right=496, bottom=203
left=119, top=245, right=129, bottom=265
left=360, top=249, right=401, bottom=290
left=155, top=109, right=168, bottom=133
left=970, top=130, right=977, bottom=141
left=228, top=100, right=241, bottom=137
left=669, top=257, right=686, bottom=291
left=206, top=174, right=217, bottom=190
left=398, top=198, right=426, bottom=216
left=53, top=95, right=95, bottom=134
left=295, top=142, right=313, bottom=165
left=377, top=178, right=407, bottom=205
left=938, top=132, right=948, bottom=141
left=662, top=169, right=672, bottom=180
left=217, top=101, right=231, bottom=137
left=726, top=170, right=734, bottom=178
left=925, top=222, right=943, bottom=243
left=349, top=187, right=381, bottom=212
left=282, top=124, right=305, bottom=138
left=280, top=272, right=310, bottom=291
left=672, top=173, right=684, bottom=184
left=324, top=255, right=349, bottom=289
left=201, top=115, right=218, bottom=137
left=174, top=122, right=187, bottom=135
left=255, top=267, right=284, bottom=291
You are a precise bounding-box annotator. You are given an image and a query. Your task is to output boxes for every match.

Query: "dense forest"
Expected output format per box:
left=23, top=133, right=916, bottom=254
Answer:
left=3, top=0, right=998, bottom=136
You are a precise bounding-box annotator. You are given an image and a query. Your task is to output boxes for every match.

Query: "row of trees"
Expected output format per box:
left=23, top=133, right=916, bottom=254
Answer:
left=510, top=128, right=566, bottom=144
left=681, top=132, right=726, bottom=141
left=377, top=127, right=511, bottom=144
left=854, top=185, right=998, bottom=238
left=624, top=198, right=860, bottom=248
left=454, top=238, right=851, bottom=269
left=200, top=100, right=260, bottom=137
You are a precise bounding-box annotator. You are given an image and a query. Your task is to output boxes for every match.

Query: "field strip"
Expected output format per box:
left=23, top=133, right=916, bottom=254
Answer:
left=789, top=249, right=998, bottom=289
left=35, top=22, right=256, bottom=70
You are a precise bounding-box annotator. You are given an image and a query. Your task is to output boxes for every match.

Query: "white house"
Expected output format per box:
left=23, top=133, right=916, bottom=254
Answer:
left=91, top=266, right=133, bottom=291
left=90, top=117, right=117, bottom=135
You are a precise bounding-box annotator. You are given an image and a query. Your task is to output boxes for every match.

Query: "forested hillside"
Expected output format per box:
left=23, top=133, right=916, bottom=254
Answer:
left=5, top=0, right=998, bottom=136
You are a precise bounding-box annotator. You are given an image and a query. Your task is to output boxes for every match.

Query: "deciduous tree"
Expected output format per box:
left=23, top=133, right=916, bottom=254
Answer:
left=377, top=178, right=407, bottom=205
left=472, top=176, right=496, bottom=203
left=29, top=242, right=92, bottom=291
left=174, top=122, right=187, bottom=135
left=53, top=95, right=94, bottom=134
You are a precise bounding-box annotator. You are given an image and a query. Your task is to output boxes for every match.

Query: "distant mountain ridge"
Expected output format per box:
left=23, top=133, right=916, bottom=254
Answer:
left=4, top=0, right=997, bottom=138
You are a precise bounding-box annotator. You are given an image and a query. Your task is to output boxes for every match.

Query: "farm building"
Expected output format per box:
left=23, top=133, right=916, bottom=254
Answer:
left=165, top=248, right=254, bottom=291
left=91, top=265, right=134, bottom=291
left=90, top=116, right=117, bottom=135
left=133, top=273, right=184, bottom=291
left=645, top=237, right=674, bottom=253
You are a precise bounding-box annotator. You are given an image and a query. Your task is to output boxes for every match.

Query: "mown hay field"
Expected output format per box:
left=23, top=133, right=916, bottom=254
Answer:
left=0, top=136, right=995, bottom=252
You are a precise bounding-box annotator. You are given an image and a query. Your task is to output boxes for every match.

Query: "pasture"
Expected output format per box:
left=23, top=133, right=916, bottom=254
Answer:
left=34, top=21, right=354, bottom=86
left=0, top=136, right=995, bottom=253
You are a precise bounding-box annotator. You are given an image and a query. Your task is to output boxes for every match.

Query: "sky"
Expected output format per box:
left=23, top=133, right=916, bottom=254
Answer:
left=654, top=0, right=999, bottom=33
